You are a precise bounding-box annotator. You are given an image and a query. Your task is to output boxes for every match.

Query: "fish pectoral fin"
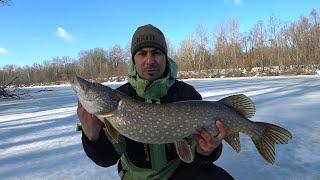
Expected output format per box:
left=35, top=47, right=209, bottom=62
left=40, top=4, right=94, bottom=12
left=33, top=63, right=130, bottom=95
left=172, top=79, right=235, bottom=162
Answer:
left=224, top=132, right=241, bottom=153
left=174, top=139, right=194, bottom=163
left=103, top=120, right=120, bottom=143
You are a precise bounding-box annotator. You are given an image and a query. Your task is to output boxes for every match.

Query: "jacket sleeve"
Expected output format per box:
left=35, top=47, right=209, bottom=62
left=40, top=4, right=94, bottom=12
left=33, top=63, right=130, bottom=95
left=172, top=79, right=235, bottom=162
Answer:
left=82, top=128, right=121, bottom=167
left=195, top=143, right=223, bottom=162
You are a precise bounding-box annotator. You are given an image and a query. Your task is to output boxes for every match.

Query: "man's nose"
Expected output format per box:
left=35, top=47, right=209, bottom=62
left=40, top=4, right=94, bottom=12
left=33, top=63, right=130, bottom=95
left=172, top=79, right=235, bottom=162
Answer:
left=146, top=52, right=155, bottom=64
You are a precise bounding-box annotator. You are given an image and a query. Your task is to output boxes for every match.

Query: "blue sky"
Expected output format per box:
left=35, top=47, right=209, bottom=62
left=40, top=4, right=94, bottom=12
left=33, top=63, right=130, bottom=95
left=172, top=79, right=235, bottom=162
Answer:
left=0, top=0, right=319, bottom=67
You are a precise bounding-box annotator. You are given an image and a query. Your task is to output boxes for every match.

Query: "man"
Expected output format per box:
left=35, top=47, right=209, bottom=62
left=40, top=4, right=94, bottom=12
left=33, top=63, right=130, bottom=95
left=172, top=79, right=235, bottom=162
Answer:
left=77, top=24, right=234, bottom=180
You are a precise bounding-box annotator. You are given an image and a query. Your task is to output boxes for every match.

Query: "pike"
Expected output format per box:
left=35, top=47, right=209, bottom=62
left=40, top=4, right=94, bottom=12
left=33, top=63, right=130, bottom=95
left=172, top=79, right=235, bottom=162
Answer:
left=71, top=76, right=292, bottom=164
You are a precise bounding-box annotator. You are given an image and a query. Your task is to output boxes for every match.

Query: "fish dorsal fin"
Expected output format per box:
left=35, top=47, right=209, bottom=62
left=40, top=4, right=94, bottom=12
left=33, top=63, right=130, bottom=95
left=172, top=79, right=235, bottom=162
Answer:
left=218, top=94, right=256, bottom=118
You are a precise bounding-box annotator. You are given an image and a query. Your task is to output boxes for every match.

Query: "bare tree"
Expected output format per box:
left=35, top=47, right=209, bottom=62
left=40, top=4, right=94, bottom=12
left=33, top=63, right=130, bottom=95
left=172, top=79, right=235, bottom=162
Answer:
left=268, top=16, right=282, bottom=70
left=213, top=22, right=229, bottom=69
left=195, top=25, right=210, bottom=72
left=106, top=44, right=128, bottom=77
left=177, top=35, right=197, bottom=71
left=78, top=48, right=107, bottom=79
left=166, top=38, right=177, bottom=60
left=250, top=21, right=267, bottom=71
left=229, top=19, right=242, bottom=70
left=310, top=9, right=320, bottom=67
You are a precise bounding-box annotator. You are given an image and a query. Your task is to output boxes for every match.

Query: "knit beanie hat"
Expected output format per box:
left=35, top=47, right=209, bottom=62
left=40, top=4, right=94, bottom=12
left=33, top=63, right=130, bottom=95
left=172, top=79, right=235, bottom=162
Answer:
left=131, top=24, right=168, bottom=57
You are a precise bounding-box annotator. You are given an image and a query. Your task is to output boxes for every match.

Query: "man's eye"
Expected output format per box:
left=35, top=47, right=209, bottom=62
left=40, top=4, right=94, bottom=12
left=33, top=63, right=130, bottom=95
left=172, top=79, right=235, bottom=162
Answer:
left=152, top=51, right=161, bottom=55
left=137, top=52, right=146, bottom=56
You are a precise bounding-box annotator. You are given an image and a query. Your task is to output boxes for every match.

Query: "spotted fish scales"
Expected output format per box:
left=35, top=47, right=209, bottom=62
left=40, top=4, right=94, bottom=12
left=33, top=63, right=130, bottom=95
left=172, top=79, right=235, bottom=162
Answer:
left=71, top=76, right=292, bottom=164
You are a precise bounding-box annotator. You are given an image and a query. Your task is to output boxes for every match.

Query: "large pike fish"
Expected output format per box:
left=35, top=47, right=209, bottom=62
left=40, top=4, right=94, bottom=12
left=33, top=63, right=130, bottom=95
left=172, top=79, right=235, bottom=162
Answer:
left=71, top=76, right=292, bottom=164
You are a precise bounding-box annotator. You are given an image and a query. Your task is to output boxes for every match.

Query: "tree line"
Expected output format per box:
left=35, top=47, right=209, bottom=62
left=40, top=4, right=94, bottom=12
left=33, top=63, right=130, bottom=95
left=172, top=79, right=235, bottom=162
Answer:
left=1, top=46, right=130, bottom=86
left=1, top=9, right=319, bottom=86
left=173, top=9, right=320, bottom=78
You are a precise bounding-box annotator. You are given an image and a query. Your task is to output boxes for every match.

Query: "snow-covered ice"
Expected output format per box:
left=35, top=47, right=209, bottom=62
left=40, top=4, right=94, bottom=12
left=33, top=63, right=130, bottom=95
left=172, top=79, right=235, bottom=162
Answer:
left=1, top=75, right=319, bottom=180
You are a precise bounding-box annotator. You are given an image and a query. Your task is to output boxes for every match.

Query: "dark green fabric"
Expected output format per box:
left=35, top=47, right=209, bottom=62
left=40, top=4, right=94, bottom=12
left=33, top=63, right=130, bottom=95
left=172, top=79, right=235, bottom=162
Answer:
left=104, top=129, right=126, bottom=155
left=119, top=152, right=181, bottom=180
left=149, top=144, right=167, bottom=171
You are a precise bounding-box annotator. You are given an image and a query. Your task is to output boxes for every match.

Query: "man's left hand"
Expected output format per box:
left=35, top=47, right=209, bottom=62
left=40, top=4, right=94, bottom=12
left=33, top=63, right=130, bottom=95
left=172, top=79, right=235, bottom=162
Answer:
left=195, top=120, right=226, bottom=156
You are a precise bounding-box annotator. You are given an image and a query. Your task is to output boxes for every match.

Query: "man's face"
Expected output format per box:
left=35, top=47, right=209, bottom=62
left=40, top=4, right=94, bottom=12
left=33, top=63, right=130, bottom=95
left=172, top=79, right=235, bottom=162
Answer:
left=133, top=47, right=166, bottom=81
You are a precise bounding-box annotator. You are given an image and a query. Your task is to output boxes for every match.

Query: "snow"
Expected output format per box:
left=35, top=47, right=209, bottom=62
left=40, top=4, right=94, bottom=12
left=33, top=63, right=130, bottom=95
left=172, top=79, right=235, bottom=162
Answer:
left=1, top=75, right=320, bottom=180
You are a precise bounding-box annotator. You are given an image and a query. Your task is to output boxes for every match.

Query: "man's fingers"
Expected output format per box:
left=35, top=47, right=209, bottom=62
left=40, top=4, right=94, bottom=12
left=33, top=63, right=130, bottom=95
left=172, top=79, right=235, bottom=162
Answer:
left=215, top=120, right=226, bottom=141
left=77, top=102, right=83, bottom=112
left=92, top=114, right=99, bottom=120
left=196, top=131, right=213, bottom=149
left=197, top=139, right=213, bottom=154
left=78, top=102, right=90, bottom=115
left=201, top=131, right=213, bottom=142
left=195, top=134, right=205, bottom=145
left=195, top=120, right=226, bottom=155
left=77, top=101, right=98, bottom=121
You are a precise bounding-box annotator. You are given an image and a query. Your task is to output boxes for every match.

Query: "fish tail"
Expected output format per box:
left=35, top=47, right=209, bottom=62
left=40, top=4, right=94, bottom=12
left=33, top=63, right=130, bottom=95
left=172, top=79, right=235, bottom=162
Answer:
left=251, top=122, right=292, bottom=164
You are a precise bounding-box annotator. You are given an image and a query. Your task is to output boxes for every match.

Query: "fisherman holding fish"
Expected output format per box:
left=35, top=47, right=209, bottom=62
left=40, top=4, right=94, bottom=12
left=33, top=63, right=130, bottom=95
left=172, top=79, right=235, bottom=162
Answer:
left=77, top=24, right=234, bottom=179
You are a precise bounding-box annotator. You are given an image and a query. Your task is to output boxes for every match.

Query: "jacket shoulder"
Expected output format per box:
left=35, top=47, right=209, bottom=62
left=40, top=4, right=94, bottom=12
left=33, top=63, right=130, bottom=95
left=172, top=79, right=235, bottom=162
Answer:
left=164, top=80, right=202, bottom=102
left=116, top=82, right=132, bottom=92
left=116, top=82, right=135, bottom=96
left=116, top=82, right=144, bottom=100
left=174, top=80, right=197, bottom=91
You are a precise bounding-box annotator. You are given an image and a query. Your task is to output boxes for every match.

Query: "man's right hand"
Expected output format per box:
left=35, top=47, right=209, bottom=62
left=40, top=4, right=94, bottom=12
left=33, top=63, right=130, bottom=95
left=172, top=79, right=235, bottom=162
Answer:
left=77, top=101, right=102, bottom=141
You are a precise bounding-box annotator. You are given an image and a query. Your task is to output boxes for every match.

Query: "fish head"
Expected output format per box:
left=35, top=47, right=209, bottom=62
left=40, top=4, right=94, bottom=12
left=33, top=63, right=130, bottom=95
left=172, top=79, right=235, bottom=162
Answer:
left=71, top=76, right=120, bottom=115
left=70, top=76, right=91, bottom=96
